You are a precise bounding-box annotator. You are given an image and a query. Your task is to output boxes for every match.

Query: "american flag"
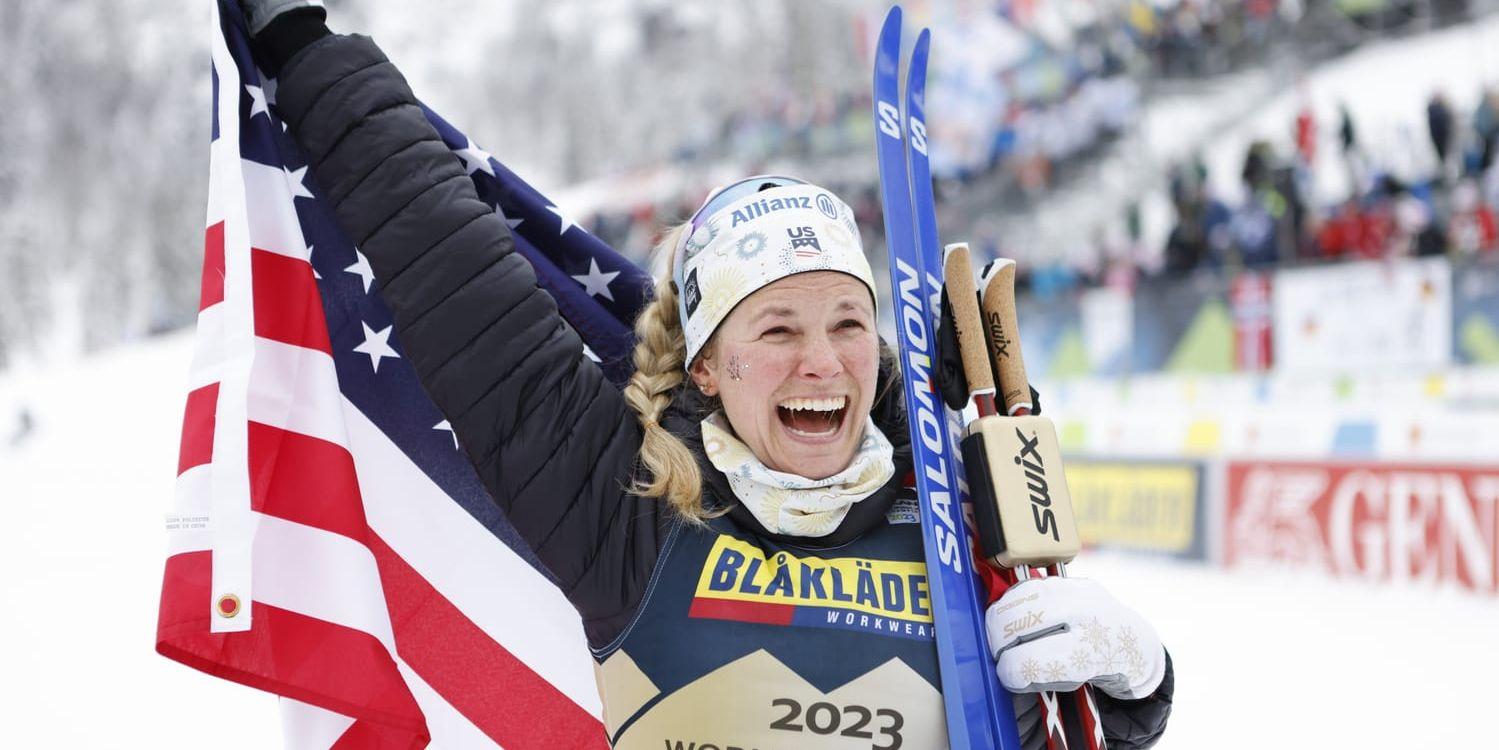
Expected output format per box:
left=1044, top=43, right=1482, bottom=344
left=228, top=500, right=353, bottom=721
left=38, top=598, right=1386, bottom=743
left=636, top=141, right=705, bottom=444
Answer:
left=156, top=3, right=651, bottom=747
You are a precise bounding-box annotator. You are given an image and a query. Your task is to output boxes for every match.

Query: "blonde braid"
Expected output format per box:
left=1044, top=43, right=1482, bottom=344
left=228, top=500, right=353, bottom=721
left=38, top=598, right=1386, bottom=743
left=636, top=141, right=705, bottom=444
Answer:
left=623, top=224, right=716, bottom=522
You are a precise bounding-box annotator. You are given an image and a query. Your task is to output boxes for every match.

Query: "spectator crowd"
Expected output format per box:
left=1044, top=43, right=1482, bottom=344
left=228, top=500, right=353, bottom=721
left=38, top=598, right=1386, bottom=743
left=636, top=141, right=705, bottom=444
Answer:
left=1157, top=86, right=1499, bottom=284
left=572, top=1, right=1492, bottom=300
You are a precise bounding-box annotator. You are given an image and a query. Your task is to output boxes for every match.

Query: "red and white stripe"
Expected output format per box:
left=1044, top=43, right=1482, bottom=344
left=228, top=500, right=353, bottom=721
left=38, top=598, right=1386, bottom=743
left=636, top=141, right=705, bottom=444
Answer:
left=156, top=5, right=605, bottom=746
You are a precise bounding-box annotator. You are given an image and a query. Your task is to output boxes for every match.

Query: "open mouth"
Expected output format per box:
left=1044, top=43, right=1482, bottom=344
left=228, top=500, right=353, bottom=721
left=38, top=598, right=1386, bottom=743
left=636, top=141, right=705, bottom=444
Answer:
left=776, top=395, right=848, bottom=438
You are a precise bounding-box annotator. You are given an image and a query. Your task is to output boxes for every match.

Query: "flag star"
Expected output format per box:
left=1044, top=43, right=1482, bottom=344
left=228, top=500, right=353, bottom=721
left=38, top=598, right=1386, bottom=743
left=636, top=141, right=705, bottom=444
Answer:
left=433, top=420, right=460, bottom=450
left=547, top=204, right=578, bottom=236
left=308, top=244, right=321, bottom=279
left=456, top=137, right=495, bottom=176
left=353, top=322, right=400, bottom=373
left=261, top=75, right=278, bottom=106
left=504, top=214, right=524, bottom=231
left=246, top=84, right=269, bottom=119
left=572, top=259, right=619, bottom=301
left=285, top=166, right=313, bottom=199
left=582, top=343, right=601, bottom=363
left=344, top=250, right=376, bottom=293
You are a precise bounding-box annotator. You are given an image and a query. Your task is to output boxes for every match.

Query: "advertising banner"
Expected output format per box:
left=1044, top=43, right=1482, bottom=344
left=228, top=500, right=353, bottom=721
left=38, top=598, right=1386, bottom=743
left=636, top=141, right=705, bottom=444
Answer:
left=1130, top=274, right=1233, bottom=374
left=1452, top=258, right=1499, bottom=365
left=1066, top=459, right=1208, bottom=560
left=1225, top=460, right=1499, bottom=594
left=1273, top=258, right=1451, bottom=372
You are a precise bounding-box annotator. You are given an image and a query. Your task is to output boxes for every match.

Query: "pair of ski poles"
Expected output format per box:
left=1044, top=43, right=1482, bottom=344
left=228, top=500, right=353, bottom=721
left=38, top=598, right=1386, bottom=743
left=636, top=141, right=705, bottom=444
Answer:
left=945, top=246, right=1107, bottom=750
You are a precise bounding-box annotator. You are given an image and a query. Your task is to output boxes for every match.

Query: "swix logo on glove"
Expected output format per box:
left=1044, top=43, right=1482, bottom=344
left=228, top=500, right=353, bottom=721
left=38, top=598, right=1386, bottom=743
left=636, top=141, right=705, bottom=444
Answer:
left=1002, top=610, right=1045, bottom=640
left=1014, top=429, right=1060, bottom=541
left=986, top=577, right=1167, bottom=701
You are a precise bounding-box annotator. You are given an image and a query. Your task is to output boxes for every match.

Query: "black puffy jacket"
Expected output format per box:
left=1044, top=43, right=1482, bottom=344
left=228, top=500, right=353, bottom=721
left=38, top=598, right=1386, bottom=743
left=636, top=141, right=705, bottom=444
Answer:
left=264, top=19, right=1169, bottom=750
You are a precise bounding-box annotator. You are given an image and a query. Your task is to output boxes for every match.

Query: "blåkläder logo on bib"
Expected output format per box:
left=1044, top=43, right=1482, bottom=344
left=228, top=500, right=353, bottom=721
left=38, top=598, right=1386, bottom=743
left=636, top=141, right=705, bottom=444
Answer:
left=688, top=535, right=935, bottom=641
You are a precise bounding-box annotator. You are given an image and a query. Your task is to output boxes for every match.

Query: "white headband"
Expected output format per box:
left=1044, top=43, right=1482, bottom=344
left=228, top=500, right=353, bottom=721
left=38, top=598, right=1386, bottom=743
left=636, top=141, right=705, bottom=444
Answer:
left=672, top=182, right=877, bottom=368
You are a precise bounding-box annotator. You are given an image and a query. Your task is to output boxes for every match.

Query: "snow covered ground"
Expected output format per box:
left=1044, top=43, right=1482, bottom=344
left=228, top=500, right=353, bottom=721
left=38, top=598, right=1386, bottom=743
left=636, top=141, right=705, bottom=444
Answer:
left=0, top=332, right=281, bottom=748
left=3, top=324, right=1496, bottom=748
left=1076, top=552, right=1499, bottom=748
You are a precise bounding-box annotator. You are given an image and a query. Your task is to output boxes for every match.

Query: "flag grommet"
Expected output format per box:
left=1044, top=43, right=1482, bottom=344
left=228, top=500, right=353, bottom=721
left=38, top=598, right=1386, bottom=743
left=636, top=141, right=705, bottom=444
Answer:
left=216, top=594, right=242, bottom=618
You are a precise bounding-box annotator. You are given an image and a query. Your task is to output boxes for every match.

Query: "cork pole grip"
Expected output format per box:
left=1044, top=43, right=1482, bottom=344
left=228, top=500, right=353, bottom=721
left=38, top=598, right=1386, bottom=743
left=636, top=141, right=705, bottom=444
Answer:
left=978, top=259, right=1033, bottom=415
left=942, top=244, right=995, bottom=403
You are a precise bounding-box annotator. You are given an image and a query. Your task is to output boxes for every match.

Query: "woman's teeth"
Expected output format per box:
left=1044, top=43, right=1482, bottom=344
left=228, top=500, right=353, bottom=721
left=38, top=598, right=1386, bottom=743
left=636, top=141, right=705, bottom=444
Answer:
left=778, top=395, right=847, bottom=412
left=777, top=396, right=848, bottom=436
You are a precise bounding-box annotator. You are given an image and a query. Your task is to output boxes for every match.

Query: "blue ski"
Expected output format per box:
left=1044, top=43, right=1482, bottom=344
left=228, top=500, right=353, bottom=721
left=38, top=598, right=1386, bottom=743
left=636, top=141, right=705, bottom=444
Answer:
left=871, top=8, right=1022, bottom=749
left=903, top=24, right=1027, bottom=750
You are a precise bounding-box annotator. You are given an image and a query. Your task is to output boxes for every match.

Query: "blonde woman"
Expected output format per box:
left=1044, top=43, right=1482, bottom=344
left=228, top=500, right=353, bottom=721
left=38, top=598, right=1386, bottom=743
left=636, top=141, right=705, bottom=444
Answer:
left=244, top=2, right=1173, bottom=748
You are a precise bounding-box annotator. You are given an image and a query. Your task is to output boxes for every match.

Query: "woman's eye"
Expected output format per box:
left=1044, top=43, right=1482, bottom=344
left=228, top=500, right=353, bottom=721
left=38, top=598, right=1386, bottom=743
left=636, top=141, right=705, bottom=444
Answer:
left=837, top=319, right=865, bottom=330
left=762, top=326, right=791, bottom=337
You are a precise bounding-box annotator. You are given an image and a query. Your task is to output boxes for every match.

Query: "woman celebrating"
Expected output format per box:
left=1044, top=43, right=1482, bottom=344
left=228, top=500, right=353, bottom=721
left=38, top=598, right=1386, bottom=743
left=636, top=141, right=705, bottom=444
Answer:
left=243, top=2, right=1172, bottom=747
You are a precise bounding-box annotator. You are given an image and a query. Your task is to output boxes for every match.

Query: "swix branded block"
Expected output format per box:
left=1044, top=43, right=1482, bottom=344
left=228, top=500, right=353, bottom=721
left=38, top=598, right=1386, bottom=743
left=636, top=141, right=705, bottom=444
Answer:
left=962, top=415, right=1081, bottom=568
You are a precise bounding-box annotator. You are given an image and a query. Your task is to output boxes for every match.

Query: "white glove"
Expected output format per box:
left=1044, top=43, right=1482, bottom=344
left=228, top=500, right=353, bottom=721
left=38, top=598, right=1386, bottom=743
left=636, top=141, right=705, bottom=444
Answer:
left=986, top=577, right=1165, bottom=700
left=241, top=0, right=325, bottom=35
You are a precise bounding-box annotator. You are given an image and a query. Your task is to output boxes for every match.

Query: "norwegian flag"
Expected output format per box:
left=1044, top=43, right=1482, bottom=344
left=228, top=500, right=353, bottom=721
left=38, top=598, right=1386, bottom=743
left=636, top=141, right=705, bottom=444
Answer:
left=156, top=3, right=651, bottom=747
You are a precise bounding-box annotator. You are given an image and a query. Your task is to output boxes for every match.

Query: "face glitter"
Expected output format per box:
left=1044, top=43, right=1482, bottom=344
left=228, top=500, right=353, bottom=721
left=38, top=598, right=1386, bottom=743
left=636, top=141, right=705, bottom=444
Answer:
left=727, top=354, right=747, bottom=381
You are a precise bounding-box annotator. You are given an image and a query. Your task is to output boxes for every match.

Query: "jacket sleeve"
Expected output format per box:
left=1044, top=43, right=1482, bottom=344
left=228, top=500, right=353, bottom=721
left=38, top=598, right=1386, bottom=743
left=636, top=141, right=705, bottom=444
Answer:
left=271, top=33, right=666, bottom=645
left=1012, top=651, right=1174, bottom=750
left=1095, top=649, right=1173, bottom=749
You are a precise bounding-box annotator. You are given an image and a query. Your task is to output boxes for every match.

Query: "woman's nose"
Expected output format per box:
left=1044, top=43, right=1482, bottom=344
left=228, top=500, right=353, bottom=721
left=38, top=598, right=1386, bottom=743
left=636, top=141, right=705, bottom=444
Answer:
left=798, top=334, right=843, bottom=379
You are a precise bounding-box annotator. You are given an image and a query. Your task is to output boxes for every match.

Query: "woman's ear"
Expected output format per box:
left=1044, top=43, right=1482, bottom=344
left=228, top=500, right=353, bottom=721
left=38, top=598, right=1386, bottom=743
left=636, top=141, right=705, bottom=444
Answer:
left=689, top=351, right=718, bottom=397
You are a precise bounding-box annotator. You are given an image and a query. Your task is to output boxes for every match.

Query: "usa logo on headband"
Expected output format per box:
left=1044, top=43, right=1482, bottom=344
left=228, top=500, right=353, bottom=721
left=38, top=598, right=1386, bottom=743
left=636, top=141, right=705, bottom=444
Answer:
left=788, top=226, right=822, bottom=259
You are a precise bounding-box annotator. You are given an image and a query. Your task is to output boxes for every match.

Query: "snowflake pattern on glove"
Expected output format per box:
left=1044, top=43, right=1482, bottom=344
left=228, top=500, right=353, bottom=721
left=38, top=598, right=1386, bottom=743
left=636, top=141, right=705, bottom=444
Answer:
left=1044, top=661, right=1067, bottom=682
left=1070, top=619, right=1146, bottom=682
left=995, top=580, right=1160, bottom=701
left=1070, top=647, right=1091, bottom=672
left=1021, top=659, right=1043, bottom=684
left=1082, top=618, right=1107, bottom=648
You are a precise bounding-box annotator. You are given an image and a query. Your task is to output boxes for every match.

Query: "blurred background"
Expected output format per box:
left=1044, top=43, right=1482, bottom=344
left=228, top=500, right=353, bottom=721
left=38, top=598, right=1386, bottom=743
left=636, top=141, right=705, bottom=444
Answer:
left=2, top=0, right=1497, bottom=747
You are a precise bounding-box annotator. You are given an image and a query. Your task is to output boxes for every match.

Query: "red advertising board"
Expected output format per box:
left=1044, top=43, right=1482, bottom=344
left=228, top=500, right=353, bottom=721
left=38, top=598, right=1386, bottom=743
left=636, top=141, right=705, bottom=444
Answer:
left=1225, top=461, right=1499, bottom=593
